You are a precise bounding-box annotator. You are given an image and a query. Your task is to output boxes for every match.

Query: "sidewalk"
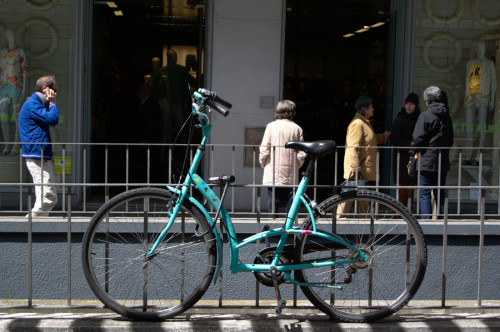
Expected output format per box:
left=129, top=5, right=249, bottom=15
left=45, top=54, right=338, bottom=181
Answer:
left=1, top=306, right=500, bottom=331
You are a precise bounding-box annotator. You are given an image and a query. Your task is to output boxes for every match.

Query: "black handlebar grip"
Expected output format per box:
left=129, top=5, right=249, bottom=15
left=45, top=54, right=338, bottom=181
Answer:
left=206, top=99, right=230, bottom=117
left=213, top=95, right=232, bottom=109
left=208, top=175, right=236, bottom=185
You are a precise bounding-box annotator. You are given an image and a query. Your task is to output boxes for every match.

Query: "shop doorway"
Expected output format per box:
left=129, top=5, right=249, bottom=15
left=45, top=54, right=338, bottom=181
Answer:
left=90, top=0, right=204, bottom=196
left=284, top=0, right=391, bottom=193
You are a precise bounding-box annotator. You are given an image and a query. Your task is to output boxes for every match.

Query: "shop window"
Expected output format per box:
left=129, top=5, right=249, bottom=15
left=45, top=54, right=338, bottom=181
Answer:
left=0, top=1, right=75, bottom=186
left=413, top=0, right=500, bottom=201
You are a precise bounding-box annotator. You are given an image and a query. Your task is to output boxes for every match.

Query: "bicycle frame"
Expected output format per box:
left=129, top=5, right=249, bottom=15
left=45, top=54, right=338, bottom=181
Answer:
left=146, top=90, right=368, bottom=286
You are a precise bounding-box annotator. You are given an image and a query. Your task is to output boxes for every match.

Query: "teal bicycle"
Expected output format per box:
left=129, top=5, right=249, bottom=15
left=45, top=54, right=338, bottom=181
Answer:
left=82, top=88, right=427, bottom=323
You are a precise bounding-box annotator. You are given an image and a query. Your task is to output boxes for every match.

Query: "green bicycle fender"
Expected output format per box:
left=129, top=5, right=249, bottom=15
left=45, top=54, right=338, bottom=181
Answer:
left=167, top=186, right=223, bottom=284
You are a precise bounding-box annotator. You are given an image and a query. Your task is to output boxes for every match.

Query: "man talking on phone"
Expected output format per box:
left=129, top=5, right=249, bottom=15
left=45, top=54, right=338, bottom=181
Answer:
left=19, top=75, right=59, bottom=217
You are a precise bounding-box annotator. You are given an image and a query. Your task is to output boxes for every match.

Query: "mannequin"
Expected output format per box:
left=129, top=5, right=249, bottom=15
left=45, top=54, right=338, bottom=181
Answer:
left=0, top=28, right=28, bottom=155
left=463, top=41, right=496, bottom=165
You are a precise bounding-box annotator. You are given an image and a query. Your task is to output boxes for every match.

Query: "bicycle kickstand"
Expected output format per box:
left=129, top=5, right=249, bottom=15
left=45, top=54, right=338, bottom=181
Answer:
left=270, top=266, right=286, bottom=314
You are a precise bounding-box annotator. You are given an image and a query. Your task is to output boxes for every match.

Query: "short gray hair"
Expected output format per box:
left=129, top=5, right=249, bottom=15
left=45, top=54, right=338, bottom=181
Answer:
left=423, top=86, right=441, bottom=104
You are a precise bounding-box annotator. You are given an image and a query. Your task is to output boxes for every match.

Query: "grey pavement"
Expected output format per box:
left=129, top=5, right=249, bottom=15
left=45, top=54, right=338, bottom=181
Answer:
left=1, top=306, right=500, bottom=331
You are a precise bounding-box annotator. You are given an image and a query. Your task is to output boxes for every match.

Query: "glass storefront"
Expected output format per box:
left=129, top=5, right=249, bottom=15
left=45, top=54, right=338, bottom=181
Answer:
left=2, top=0, right=498, bottom=206
left=0, top=0, right=75, bottom=185
left=89, top=0, right=205, bottom=198
left=412, top=0, right=500, bottom=200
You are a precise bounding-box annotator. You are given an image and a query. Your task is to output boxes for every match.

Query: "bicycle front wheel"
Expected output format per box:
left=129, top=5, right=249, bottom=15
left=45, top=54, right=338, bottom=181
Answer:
left=82, top=187, right=217, bottom=321
left=294, top=190, right=427, bottom=322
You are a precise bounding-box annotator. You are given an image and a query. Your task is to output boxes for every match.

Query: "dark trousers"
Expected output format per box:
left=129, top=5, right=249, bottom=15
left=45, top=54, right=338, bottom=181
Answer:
left=419, top=170, right=447, bottom=219
left=267, top=187, right=293, bottom=217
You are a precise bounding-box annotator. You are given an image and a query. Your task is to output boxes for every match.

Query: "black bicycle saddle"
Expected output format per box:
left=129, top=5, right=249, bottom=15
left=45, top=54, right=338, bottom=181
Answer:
left=285, top=140, right=336, bottom=156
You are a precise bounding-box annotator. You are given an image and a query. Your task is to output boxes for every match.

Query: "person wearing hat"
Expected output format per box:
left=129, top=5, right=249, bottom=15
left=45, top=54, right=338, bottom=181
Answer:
left=391, top=92, right=421, bottom=207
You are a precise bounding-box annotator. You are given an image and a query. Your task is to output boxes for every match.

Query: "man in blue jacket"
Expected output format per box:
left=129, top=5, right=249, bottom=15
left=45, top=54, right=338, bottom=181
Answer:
left=19, top=76, right=59, bottom=217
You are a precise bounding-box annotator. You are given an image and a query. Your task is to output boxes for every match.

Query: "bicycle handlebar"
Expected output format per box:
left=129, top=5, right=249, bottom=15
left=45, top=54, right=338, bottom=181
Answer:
left=212, top=94, right=232, bottom=109
left=196, top=88, right=232, bottom=117
left=207, top=99, right=230, bottom=117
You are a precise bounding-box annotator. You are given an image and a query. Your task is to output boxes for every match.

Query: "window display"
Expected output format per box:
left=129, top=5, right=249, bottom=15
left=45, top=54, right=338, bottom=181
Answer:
left=0, top=1, right=75, bottom=187
left=413, top=0, right=500, bottom=200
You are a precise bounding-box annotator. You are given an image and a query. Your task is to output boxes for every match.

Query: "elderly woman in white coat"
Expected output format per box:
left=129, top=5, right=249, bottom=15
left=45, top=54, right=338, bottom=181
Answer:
left=259, top=100, right=306, bottom=216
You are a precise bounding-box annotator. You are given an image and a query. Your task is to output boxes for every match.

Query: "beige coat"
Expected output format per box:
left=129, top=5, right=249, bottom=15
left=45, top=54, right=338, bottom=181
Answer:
left=259, top=119, right=306, bottom=185
left=343, top=113, right=387, bottom=181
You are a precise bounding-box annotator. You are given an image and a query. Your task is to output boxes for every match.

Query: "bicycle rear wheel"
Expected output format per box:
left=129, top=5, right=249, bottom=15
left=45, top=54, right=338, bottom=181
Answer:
left=82, top=187, right=217, bottom=321
left=294, top=190, right=426, bottom=322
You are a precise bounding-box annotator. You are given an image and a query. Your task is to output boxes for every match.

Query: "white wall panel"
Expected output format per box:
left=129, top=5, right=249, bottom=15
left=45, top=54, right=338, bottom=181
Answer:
left=209, top=0, right=284, bottom=209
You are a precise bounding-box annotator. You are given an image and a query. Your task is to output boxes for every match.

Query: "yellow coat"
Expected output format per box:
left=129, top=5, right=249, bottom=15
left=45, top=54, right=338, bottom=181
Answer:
left=343, top=113, right=387, bottom=181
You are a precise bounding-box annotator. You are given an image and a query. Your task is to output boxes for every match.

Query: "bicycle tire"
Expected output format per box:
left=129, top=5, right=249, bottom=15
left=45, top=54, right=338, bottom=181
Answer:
left=294, top=190, right=427, bottom=322
left=82, top=187, right=217, bottom=321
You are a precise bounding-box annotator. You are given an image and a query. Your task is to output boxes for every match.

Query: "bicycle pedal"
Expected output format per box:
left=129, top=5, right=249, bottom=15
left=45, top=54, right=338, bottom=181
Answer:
left=275, top=298, right=287, bottom=314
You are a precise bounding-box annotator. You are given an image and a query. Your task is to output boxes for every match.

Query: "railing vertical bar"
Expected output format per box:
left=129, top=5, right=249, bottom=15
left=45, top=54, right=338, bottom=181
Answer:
left=190, top=146, right=194, bottom=196
left=396, top=150, right=400, bottom=201
left=255, top=187, right=260, bottom=307
left=147, top=145, right=151, bottom=185
left=218, top=208, right=224, bottom=307
left=83, top=146, right=87, bottom=212
left=334, top=149, right=338, bottom=189
left=27, top=186, right=32, bottom=307
left=457, top=151, right=462, bottom=215
left=19, top=151, right=23, bottom=211
left=376, top=149, right=380, bottom=192
left=368, top=201, right=374, bottom=306
left=181, top=210, right=185, bottom=302
left=231, top=146, right=235, bottom=213
left=330, top=211, right=337, bottom=305
left=477, top=188, right=485, bottom=306
left=105, top=145, right=109, bottom=203
left=143, top=196, right=149, bottom=309
left=441, top=189, right=448, bottom=307
left=210, top=145, right=214, bottom=213
left=252, top=147, right=256, bottom=213
left=437, top=151, right=442, bottom=220
left=126, top=145, right=129, bottom=192
left=272, top=146, right=275, bottom=217
left=313, top=155, right=317, bottom=201
left=62, top=144, right=66, bottom=213
left=478, top=151, right=483, bottom=216
left=218, top=184, right=224, bottom=307
left=67, top=186, right=72, bottom=306
left=168, top=146, right=172, bottom=184
left=41, top=147, right=45, bottom=214
left=416, top=150, right=421, bottom=216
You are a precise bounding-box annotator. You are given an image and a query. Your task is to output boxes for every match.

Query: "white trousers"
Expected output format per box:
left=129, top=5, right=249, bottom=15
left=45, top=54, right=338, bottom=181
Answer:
left=26, top=158, right=58, bottom=215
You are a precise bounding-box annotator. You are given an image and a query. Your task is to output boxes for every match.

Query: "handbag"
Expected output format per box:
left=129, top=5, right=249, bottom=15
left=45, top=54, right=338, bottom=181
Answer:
left=407, top=152, right=419, bottom=177
left=341, top=178, right=369, bottom=192
left=341, top=156, right=368, bottom=192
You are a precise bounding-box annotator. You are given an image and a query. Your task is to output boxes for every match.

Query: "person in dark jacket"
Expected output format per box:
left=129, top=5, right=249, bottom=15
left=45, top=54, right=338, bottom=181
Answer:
left=391, top=93, right=420, bottom=206
left=19, top=75, right=59, bottom=217
left=410, top=86, right=454, bottom=219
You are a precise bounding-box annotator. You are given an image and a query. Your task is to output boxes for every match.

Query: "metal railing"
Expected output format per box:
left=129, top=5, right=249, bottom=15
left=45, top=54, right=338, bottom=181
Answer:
left=0, top=142, right=499, bottom=217
left=0, top=142, right=499, bottom=309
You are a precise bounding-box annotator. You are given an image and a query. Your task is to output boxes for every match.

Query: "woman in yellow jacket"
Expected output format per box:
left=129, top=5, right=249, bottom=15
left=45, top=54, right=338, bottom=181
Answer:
left=338, top=96, right=391, bottom=216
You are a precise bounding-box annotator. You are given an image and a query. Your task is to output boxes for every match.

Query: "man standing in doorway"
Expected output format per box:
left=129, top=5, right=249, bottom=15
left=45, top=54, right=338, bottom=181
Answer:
left=163, top=49, right=190, bottom=142
left=19, top=76, right=59, bottom=217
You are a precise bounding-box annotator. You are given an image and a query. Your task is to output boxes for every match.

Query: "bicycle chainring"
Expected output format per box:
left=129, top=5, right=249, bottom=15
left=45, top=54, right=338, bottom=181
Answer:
left=253, top=247, right=288, bottom=287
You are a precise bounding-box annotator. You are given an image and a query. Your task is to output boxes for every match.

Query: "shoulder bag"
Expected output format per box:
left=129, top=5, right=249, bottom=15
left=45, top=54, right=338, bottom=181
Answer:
left=407, top=152, right=419, bottom=177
